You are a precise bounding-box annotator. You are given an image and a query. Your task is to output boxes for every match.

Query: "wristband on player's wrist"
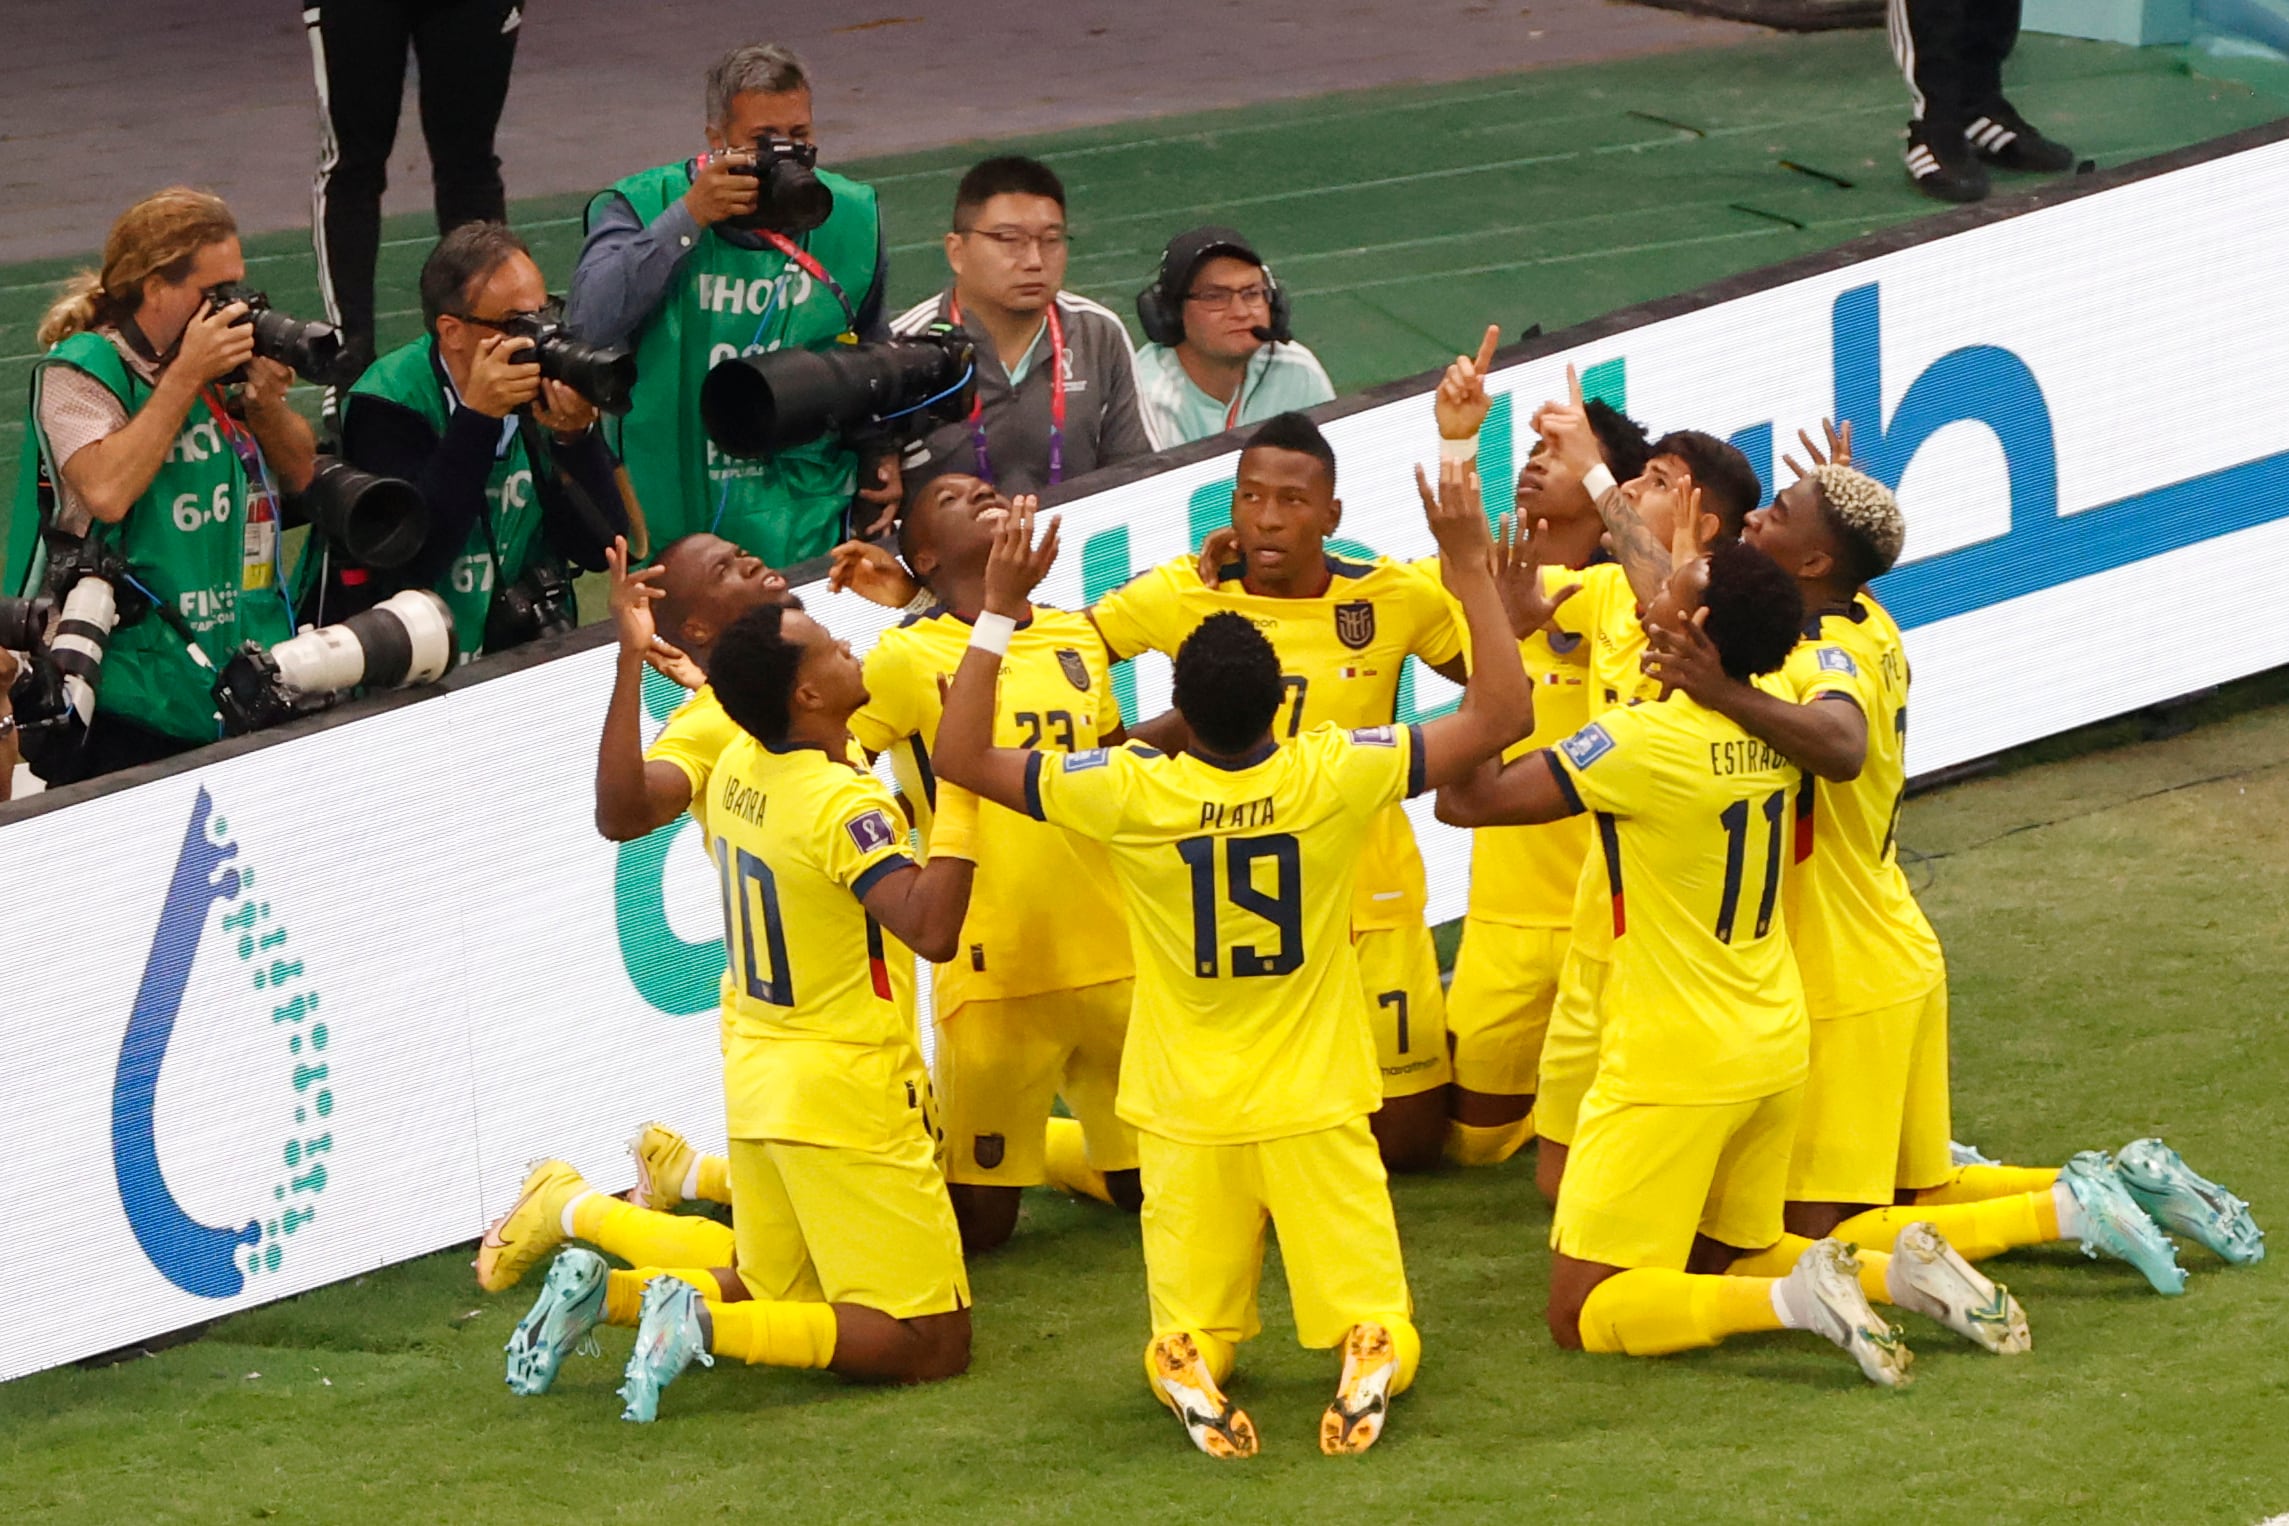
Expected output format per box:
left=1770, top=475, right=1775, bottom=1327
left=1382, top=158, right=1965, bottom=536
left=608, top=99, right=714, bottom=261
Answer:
left=1439, top=435, right=1479, bottom=464
left=969, top=611, right=1017, bottom=656
left=1582, top=463, right=1617, bottom=501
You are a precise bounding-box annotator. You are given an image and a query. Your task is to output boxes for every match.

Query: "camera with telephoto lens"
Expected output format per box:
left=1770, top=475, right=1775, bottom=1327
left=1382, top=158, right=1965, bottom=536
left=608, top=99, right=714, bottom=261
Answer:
left=5, top=537, right=156, bottom=781
left=491, top=313, right=636, bottom=417
left=205, top=283, right=358, bottom=390
left=724, top=136, right=833, bottom=235
left=212, top=589, right=456, bottom=736
left=701, top=327, right=977, bottom=461
left=482, top=559, right=575, bottom=653
left=301, top=456, right=429, bottom=570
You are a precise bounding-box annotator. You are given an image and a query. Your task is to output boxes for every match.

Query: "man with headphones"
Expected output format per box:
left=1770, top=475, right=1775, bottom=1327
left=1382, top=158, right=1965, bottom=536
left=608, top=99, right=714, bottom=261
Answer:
left=1134, top=227, right=1334, bottom=449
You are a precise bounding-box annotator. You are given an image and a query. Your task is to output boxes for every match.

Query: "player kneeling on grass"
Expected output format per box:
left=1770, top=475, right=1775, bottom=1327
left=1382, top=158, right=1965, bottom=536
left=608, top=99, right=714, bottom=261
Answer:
left=1443, top=531, right=1926, bottom=1385
left=1645, top=435, right=2262, bottom=1294
left=935, top=464, right=1544, bottom=1456
left=492, top=602, right=980, bottom=1421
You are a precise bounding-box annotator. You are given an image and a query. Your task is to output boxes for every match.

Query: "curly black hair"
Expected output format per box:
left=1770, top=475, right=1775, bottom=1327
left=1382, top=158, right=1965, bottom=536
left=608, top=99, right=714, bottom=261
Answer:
left=1172, top=611, right=1285, bottom=755
left=1698, top=539, right=1805, bottom=681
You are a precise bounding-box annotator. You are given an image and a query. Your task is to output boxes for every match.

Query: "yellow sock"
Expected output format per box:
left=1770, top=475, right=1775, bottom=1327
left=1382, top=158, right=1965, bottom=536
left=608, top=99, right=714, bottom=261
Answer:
left=704, top=1299, right=838, bottom=1369
left=695, top=1154, right=733, bottom=1206
left=1718, top=1233, right=1894, bottom=1304
left=1831, top=1192, right=2053, bottom=1260
left=1913, top=1163, right=2060, bottom=1204
left=1578, top=1268, right=1783, bottom=1355
left=1373, top=1316, right=1422, bottom=1396
left=1444, top=1115, right=1534, bottom=1167
left=571, top=1191, right=737, bottom=1268
left=602, top=1267, right=716, bottom=1327
left=1043, top=1117, right=1115, bottom=1205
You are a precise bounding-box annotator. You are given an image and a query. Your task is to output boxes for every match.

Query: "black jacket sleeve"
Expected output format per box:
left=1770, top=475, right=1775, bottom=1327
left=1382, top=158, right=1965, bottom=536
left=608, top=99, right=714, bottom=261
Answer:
left=532, top=427, right=629, bottom=572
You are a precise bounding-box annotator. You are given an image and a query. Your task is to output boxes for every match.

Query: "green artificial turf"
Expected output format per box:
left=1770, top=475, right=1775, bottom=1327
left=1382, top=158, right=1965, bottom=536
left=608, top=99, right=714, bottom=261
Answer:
left=6, top=694, right=2285, bottom=1523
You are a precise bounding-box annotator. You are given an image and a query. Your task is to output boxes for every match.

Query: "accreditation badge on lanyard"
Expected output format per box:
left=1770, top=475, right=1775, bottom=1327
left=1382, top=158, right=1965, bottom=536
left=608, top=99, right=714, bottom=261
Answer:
left=947, top=295, right=1064, bottom=487
left=205, top=386, right=278, bottom=592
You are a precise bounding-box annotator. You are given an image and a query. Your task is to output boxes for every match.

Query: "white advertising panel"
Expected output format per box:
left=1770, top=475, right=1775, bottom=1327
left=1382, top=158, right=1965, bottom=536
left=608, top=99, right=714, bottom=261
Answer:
left=6, top=132, right=2286, bottom=1379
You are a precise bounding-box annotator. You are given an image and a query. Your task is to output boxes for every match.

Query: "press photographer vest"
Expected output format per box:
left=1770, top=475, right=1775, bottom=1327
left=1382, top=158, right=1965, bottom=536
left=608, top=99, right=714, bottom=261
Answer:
left=12, top=330, right=295, bottom=740
left=593, top=162, right=880, bottom=569
left=345, top=336, right=553, bottom=658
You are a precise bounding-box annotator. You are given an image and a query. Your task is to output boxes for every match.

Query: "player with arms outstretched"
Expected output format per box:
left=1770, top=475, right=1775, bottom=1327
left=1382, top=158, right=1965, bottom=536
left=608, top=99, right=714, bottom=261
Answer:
left=935, top=464, right=1547, bottom=1457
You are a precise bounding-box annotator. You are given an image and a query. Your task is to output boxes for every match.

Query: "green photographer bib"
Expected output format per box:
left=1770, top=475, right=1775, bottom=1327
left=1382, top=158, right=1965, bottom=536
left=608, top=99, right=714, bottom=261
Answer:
left=16, top=330, right=295, bottom=741
left=346, top=337, right=548, bottom=658
left=594, top=162, right=880, bottom=569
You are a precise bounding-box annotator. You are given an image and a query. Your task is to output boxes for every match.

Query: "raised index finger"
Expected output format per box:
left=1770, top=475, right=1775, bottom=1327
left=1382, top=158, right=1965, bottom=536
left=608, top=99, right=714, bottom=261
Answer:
left=1566, top=362, right=1583, bottom=410
left=1473, top=324, right=1500, bottom=375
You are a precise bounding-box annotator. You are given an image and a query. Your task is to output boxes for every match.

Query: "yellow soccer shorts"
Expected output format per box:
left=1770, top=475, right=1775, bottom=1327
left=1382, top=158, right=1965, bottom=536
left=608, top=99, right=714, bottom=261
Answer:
left=727, top=1122, right=971, bottom=1320
left=1552, top=1079, right=1805, bottom=1270
left=1533, top=945, right=1611, bottom=1147
left=1355, top=923, right=1451, bottom=1099
left=1446, top=918, right=1569, bottom=1098
left=936, top=978, right=1138, bottom=1186
left=1788, top=982, right=1954, bottom=1204
left=1137, top=1116, right=1414, bottom=1353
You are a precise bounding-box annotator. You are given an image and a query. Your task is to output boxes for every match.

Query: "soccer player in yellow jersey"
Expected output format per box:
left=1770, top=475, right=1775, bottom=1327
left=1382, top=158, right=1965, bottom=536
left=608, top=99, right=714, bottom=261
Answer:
left=520, top=600, right=982, bottom=1422
left=1649, top=450, right=2261, bottom=1291
left=1518, top=379, right=1765, bottom=1204
left=1424, top=333, right=1651, bottom=1167
left=1440, top=536, right=1926, bottom=1386
left=937, top=467, right=1549, bottom=1457
left=845, top=471, right=1141, bottom=1246
left=1088, top=411, right=1472, bottom=1173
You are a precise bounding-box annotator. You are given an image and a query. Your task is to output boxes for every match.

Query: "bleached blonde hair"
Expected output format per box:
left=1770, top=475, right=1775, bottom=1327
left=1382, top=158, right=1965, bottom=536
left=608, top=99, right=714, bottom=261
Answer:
left=1811, top=463, right=1904, bottom=581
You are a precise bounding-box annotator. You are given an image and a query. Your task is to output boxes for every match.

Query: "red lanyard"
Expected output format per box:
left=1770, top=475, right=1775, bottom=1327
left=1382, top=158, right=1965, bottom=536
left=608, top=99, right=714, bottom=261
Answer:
left=948, top=295, right=1064, bottom=487
left=753, top=226, right=857, bottom=332
left=200, top=385, right=268, bottom=486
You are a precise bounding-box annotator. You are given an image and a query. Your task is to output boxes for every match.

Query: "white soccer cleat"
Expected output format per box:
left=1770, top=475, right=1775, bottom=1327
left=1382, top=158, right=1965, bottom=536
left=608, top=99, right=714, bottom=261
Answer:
left=1781, top=1238, right=1914, bottom=1388
left=1147, top=1332, right=1258, bottom=1459
left=1885, top=1222, right=2031, bottom=1355
left=1320, top=1322, right=1401, bottom=1455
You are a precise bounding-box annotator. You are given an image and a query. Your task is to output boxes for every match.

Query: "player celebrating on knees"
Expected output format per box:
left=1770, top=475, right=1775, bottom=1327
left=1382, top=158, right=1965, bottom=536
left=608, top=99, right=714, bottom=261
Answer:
left=1440, top=531, right=1915, bottom=1386
left=1089, top=411, right=1475, bottom=1173
left=840, top=470, right=1141, bottom=1246
left=935, top=468, right=1544, bottom=1456
left=1647, top=442, right=2262, bottom=1291
left=1429, top=331, right=1648, bottom=1167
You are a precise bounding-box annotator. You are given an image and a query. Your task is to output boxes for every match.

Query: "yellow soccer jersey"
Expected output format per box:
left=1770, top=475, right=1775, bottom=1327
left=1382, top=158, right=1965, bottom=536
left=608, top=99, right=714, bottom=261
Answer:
left=1780, top=597, right=1945, bottom=1019
left=1463, top=563, right=1594, bottom=929
left=848, top=604, right=1133, bottom=1011
left=1570, top=561, right=1661, bottom=717
left=1026, top=722, right=1426, bottom=1145
left=1091, top=551, right=1461, bottom=931
left=1549, top=696, right=1809, bottom=1105
left=706, top=735, right=926, bottom=1149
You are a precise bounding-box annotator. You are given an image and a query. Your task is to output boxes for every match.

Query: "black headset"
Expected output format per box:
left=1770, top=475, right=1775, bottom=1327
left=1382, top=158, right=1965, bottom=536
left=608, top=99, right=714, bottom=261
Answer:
left=1135, top=235, right=1293, bottom=348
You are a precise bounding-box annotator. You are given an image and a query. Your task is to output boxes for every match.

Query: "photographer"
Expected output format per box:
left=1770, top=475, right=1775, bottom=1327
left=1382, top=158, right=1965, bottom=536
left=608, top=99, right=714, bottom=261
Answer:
left=1132, top=226, right=1334, bottom=448
left=567, top=43, right=893, bottom=567
left=892, top=156, right=1154, bottom=495
left=309, top=223, right=625, bottom=658
left=9, top=188, right=315, bottom=779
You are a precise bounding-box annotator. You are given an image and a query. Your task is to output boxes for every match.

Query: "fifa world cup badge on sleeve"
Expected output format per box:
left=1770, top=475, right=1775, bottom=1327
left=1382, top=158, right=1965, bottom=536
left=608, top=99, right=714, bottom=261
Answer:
left=1558, top=722, right=1615, bottom=770
left=846, top=809, right=899, bottom=853
left=1350, top=726, right=1397, bottom=747
left=1817, top=647, right=1859, bottom=675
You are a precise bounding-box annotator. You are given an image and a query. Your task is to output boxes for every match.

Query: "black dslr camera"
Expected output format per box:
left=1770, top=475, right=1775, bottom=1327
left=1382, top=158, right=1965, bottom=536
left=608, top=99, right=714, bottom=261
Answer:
left=204, top=282, right=358, bottom=389
left=483, top=559, right=576, bottom=653
left=492, top=312, right=636, bottom=417
left=725, top=137, right=833, bottom=236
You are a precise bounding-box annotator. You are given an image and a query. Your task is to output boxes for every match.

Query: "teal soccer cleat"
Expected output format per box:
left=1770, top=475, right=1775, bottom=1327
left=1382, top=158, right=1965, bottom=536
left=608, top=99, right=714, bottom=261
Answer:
left=2114, top=1138, right=2264, bottom=1266
left=619, top=1275, right=714, bottom=1422
left=504, top=1247, right=608, bottom=1396
left=2060, top=1151, right=2187, bottom=1295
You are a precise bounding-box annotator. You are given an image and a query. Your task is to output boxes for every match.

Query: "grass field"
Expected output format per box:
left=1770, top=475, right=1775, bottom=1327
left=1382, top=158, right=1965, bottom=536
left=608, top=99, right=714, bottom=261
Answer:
left=7, top=684, right=2286, bottom=1523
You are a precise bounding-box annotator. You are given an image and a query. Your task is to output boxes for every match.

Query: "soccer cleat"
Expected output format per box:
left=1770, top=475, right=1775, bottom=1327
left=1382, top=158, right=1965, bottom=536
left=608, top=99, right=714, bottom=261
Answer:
left=1950, top=1139, right=1999, bottom=1168
left=2113, top=1138, right=2264, bottom=1266
left=504, top=1247, right=608, bottom=1396
left=2059, top=1151, right=2187, bottom=1295
left=1965, top=101, right=2076, bottom=174
left=1781, top=1238, right=1914, bottom=1388
left=618, top=1275, right=715, bottom=1423
left=1885, top=1222, right=2031, bottom=1355
left=1905, top=122, right=1989, bottom=204
left=627, top=1122, right=696, bottom=1212
left=474, top=1159, right=587, bottom=1294
left=1147, top=1332, right=1258, bottom=1459
left=1320, top=1322, right=1400, bottom=1455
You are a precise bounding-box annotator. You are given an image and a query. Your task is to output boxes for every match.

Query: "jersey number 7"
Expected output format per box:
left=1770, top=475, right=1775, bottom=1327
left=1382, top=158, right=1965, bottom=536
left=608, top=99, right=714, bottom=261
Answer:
left=1176, top=833, right=1304, bottom=978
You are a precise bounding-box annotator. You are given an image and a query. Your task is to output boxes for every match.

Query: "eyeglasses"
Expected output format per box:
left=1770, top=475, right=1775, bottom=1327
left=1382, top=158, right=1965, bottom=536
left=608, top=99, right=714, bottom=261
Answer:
left=957, top=226, right=1071, bottom=256
left=448, top=309, right=548, bottom=331
left=1185, top=283, right=1271, bottom=309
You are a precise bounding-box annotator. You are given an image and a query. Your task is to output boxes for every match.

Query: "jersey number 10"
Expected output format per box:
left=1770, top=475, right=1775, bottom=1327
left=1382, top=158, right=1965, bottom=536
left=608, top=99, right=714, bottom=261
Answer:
left=717, top=838, right=794, bottom=1006
left=1176, top=833, right=1304, bottom=978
